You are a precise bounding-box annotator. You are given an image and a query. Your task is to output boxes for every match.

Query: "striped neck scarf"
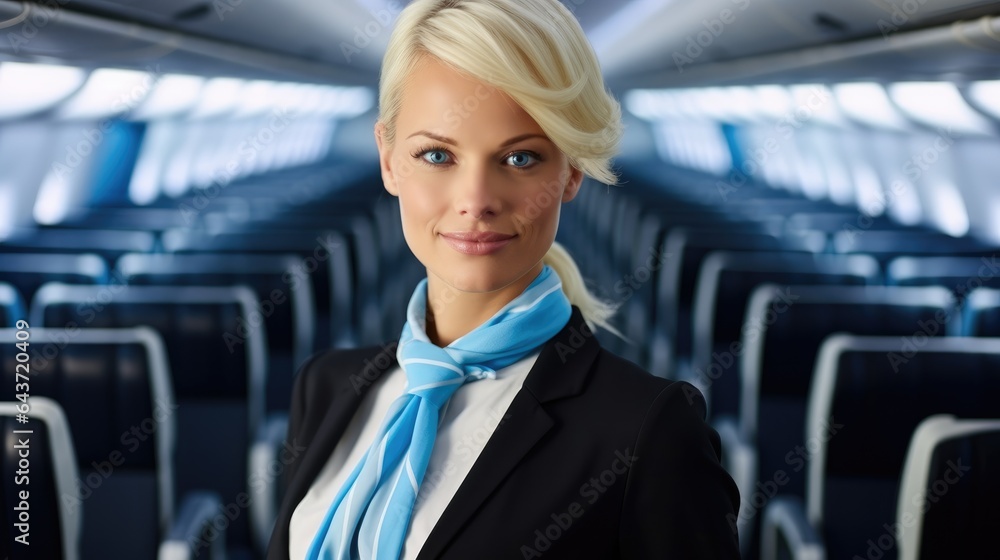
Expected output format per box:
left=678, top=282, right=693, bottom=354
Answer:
left=307, top=264, right=572, bottom=559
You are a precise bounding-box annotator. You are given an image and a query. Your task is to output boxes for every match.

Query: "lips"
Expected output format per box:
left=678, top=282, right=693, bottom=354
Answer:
left=440, top=231, right=516, bottom=255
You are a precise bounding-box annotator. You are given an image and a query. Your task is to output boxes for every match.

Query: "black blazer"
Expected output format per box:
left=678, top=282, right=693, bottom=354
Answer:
left=267, top=306, right=741, bottom=559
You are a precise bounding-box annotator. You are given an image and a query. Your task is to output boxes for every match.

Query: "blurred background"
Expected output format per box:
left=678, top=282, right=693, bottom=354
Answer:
left=1, top=0, right=999, bottom=559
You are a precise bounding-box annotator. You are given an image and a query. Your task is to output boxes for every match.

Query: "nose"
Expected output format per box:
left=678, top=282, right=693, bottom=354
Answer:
left=454, top=162, right=502, bottom=219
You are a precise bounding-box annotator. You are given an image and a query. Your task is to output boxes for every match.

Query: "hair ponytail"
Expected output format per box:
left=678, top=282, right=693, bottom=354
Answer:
left=544, top=240, right=624, bottom=339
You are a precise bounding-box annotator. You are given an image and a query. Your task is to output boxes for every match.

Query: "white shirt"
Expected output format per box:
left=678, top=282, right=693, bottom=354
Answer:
left=289, top=350, right=541, bottom=560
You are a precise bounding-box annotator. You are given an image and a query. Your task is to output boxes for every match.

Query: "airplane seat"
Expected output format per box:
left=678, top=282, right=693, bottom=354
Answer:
left=781, top=211, right=905, bottom=235
left=591, top=190, right=625, bottom=284
left=611, top=196, right=643, bottom=278
left=616, top=212, right=670, bottom=373
left=963, top=288, right=1000, bottom=337
left=162, top=228, right=358, bottom=350
left=0, top=229, right=157, bottom=268
left=0, top=330, right=226, bottom=560
left=886, top=256, right=1000, bottom=301
left=729, top=285, right=957, bottom=558
left=895, top=415, right=1000, bottom=560
left=325, top=230, right=360, bottom=349
left=347, top=216, right=384, bottom=346
left=832, top=230, right=998, bottom=269
left=691, top=251, right=881, bottom=422
left=0, top=282, right=25, bottom=328
left=585, top=194, right=753, bottom=364
left=0, top=253, right=109, bottom=305
left=56, top=207, right=193, bottom=233
left=760, top=335, right=1000, bottom=560
left=379, top=253, right=425, bottom=343
left=629, top=211, right=738, bottom=375
left=651, top=227, right=825, bottom=378
left=0, top=397, right=79, bottom=560
left=116, top=253, right=315, bottom=414
left=29, top=284, right=266, bottom=557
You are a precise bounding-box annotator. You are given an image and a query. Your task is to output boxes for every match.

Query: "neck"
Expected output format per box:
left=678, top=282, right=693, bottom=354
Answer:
left=424, top=262, right=544, bottom=347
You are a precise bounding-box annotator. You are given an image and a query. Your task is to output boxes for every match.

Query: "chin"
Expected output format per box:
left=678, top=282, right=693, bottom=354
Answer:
left=439, top=262, right=517, bottom=294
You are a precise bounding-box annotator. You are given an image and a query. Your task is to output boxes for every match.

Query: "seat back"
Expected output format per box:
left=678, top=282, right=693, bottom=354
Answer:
left=832, top=230, right=996, bottom=266
left=896, top=415, right=1000, bottom=560
left=30, top=284, right=265, bottom=549
left=0, top=282, right=24, bottom=328
left=0, top=253, right=108, bottom=304
left=743, top=285, right=956, bottom=498
left=964, top=288, right=1000, bottom=336
left=117, top=252, right=313, bottom=412
left=887, top=256, right=1000, bottom=300
left=649, top=228, right=824, bottom=374
left=692, top=252, right=880, bottom=419
left=163, top=228, right=358, bottom=349
left=808, top=335, right=1000, bottom=560
left=0, top=397, right=80, bottom=560
left=0, top=229, right=155, bottom=266
left=648, top=228, right=824, bottom=371
left=347, top=216, right=383, bottom=345
left=0, top=327, right=174, bottom=559
left=731, top=285, right=954, bottom=558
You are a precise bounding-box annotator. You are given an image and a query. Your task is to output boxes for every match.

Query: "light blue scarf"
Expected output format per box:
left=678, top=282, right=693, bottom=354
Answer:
left=307, top=264, right=572, bottom=559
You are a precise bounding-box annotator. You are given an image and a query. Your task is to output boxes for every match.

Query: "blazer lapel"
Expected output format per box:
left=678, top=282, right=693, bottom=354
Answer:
left=281, top=342, right=400, bottom=527
left=417, top=306, right=601, bottom=559
left=280, top=307, right=600, bottom=559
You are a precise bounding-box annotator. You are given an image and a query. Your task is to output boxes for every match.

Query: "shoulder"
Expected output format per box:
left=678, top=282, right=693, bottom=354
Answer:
left=586, top=346, right=708, bottom=422
left=292, top=342, right=398, bottom=403
left=588, top=351, right=740, bottom=556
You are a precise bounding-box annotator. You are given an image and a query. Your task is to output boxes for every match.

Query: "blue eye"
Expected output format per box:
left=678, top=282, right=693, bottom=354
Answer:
left=422, top=150, right=450, bottom=165
left=506, top=151, right=538, bottom=168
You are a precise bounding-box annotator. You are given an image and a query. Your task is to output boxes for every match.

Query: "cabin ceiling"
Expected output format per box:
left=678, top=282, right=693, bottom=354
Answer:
left=1, top=0, right=999, bottom=87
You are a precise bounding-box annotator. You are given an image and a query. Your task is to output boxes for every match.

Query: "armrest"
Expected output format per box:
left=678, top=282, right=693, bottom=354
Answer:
left=249, top=412, right=290, bottom=554
left=760, top=497, right=825, bottom=560
left=714, top=415, right=757, bottom=558
left=158, top=491, right=226, bottom=560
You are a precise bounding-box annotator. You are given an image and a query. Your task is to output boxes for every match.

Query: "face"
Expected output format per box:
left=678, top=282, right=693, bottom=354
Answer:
left=375, top=56, right=583, bottom=298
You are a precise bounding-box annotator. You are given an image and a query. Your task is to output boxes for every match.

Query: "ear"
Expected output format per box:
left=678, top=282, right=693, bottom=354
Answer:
left=375, top=121, right=398, bottom=197
left=561, top=165, right=584, bottom=202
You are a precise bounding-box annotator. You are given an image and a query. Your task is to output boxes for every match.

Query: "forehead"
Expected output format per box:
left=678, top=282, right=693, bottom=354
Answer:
left=396, top=56, right=546, bottom=141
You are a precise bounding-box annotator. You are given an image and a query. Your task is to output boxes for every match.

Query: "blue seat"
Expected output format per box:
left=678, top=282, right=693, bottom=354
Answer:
left=761, top=335, right=1000, bottom=560
left=0, top=282, right=24, bottom=328
left=964, top=288, right=1000, bottom=336
left=0, top=329, right=223, bottom=560
left=649, top=227, right=824, bottom=378
left=895, top=415, right=1000, bottom=560
left=116, top=252, right=315, bottom=413
left=162, top=216, right=385, bottom=346
left=0, top=229, right=155, bottom=266
left=724, top=285, right=956, bottom=557
left=30, top=284, right=266, bottom=556
left=0, top=397, right=80, bottom=560
left=56, top=207, right=197, bottom=232
left=163, top=228, right=357, bottom=349
left=690, top=251, right=881, bottom=420
left=0, top=253, right=108, bottom=305
left=832, top=230, right=996, bottom=267
left=887, top=256, right=1000, bottom=300
left=783, top=211, right=903, bottom=234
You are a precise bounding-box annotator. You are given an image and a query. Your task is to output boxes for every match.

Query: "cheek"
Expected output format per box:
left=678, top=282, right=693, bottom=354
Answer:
left=514, top=187, right=562, bottom=236
left=398, top=180, right=445, bottom=237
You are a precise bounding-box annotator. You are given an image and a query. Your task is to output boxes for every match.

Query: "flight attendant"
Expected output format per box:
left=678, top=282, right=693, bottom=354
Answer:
left=268, top=0, right=740, bottom=558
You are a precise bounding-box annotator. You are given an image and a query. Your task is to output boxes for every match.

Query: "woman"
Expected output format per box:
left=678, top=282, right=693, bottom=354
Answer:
left=268, top=0, right=740, bottom=558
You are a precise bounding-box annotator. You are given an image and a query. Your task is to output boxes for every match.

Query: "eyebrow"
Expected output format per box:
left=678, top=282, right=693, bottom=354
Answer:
left=406, top=131, right=549, bottom=148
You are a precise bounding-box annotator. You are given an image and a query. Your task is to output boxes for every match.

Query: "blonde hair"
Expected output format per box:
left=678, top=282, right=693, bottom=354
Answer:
left=378, top=0, right=624, bottom=336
